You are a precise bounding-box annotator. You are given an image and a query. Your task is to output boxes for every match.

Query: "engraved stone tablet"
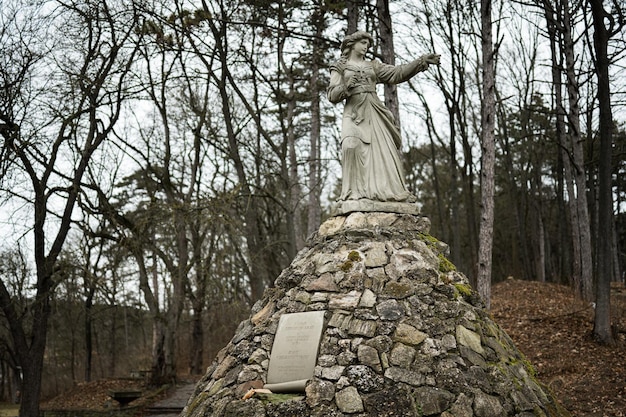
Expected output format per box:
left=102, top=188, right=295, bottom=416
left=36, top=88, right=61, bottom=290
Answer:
left=264, top=310, right=326, bottom=392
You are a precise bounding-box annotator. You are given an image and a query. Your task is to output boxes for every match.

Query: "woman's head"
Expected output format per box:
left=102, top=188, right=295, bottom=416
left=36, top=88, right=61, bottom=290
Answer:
left=340, top=30, right=373, bottom=59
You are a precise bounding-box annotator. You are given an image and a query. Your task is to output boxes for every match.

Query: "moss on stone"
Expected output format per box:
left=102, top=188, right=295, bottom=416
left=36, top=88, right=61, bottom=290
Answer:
left=340, top=260, right=354, bottom=272
left=454, top=283, right=472, bottom=297
left=414, top=401, right=423, bottom=416
left=383, top=281, right=414, bottom=298
left=206, top=379, right=224, bottom=397
left=438, top=253, right=457, bottom=272
left=348, top=250, right=362, bottom=262
left=340, top=251, right=362, bottom=272
left=416, top=232, right=456, bottom=272
left=516, top=356, right=538, bottom=379
left=418, top=232, right=441, bottom=246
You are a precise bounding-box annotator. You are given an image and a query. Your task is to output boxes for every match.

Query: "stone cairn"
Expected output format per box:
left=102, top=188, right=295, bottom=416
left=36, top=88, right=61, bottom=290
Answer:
left=181, top=212, right=570, bottom=417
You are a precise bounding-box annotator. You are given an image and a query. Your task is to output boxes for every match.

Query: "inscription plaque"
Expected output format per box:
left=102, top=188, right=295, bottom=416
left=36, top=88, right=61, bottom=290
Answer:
left=264, top=310, right=326, bottom=393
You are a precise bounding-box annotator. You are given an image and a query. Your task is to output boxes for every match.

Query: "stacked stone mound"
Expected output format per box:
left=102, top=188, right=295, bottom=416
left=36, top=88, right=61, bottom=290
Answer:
left=182, top=212, right=569, bottom=417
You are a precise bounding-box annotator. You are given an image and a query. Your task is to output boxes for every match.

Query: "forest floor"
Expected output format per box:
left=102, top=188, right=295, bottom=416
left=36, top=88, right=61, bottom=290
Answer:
left=39, top=378, right=173, bottom=411
left=5, top=280, right=623, bottom=416
left=491, top=278, right=626, bottom=417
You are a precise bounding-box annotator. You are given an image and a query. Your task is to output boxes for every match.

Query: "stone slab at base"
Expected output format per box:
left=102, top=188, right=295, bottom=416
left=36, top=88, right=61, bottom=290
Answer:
left=332, top=199, right=421, bottom=215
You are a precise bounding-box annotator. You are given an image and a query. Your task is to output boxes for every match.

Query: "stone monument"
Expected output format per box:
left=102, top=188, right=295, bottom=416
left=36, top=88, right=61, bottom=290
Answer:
left=179, top=31, right=569, bottom=417
left=180, top=212, right=570, bottom=416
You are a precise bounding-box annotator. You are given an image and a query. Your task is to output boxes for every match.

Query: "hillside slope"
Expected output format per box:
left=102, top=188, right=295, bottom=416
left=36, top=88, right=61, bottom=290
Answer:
left=491, top=279, right=626, bottom=417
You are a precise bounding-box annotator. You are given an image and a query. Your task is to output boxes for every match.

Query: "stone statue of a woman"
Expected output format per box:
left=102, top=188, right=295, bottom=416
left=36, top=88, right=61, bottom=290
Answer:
left=328, top=31, right=440, bottom=208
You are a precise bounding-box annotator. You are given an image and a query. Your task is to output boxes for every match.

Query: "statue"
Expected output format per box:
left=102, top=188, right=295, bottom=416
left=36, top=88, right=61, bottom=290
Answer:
left=328, top=31, right=440, bottom=204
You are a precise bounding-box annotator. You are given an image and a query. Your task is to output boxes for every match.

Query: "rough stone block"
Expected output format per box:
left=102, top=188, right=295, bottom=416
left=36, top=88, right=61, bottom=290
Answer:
left=413, top=386, right=455, bottom=415
left=384, top=366, right=426, bottom=387
left=335, top=386, right=364, bottom=413
left=456, top=325, right=485, bottom=354
left=365, top=335, right=393, bottom=353
left=305, top=378, right=335, bottom=407
left=320, top=365, right=345, bottom=381
left=364, top=242, right=388, bottom=267
left=474, top=392, right=506, bottom=417
left=357, top=344, right=381, bottom=371
left=318, top=216, right=346, bottom=236
left=347, top=318, right=377, bottom=337
left=307, top=273, right=339, bottom=292
left=329, top=290, right=361, bottom=309
left=359, top=288, right=377, bottom=308
left=376, top=299, right=405, bottom=320
left=393, top=323, right=428, bottom=346
left=383, top=281, right=415, bottom=299
left=346, top=365, right=384, bottom=393
left=389, top=343, right=416, bottom=367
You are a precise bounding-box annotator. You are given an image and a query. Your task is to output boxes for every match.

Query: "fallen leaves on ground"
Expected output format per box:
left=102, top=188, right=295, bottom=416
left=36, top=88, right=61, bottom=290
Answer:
left=491, top=279, right=626, bottom=417
left=40, top=379, right=166, bottom=411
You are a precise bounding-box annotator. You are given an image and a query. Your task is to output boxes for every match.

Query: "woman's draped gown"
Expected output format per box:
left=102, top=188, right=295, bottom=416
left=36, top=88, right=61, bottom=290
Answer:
left=328, top=58, right=428, bottom=202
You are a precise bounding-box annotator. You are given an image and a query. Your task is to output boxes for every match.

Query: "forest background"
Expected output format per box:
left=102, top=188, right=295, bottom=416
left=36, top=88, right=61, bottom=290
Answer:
left=0, top=0, right=624, bottom=416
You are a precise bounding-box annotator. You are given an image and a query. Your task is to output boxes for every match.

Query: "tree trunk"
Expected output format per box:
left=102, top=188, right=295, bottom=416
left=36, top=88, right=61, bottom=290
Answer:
left=495, top=98, right=532, bottom=281
left=109, top=305, right=117, bottom=377
left=543, top=0, right=591, bottom=292
left=18, top=352, right=45, bottom=417
left=151, top=317, right=167, bottom=385
left=448, top=111, right=462, bottom=274
left=563, top=0, right=594, bottom=301
left=307, top=7, right=324, bottom=237
left=376, top=0, right=400, bottom=128
left=149, top=307, right=180, bottom=385
left=589, top=0, right=614, bottom=344
left=0, top=267, right=53, bottom=417
left=346, top=0, right=358, bottom=34
left=287, top=76, right=303, bottom=255
left=188, top=236, right=208, bottom=375
left=85, top=289, right=94, bottom=382
left=206, top=6, right=270, bottom=301
left=477, top=0, right=496, bottom=308
left=0, top=188, right=65, bottom=417
left=189, top=307, right=204, bottom=375
left=461, top=133, right=479, bottom=280
left=428, top=134, right=446, bottom=235
left=536, top=202, right=546, bottom=282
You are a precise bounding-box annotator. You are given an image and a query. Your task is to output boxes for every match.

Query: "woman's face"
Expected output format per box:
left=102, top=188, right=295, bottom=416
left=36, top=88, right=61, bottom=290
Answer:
left=352, top=38, right=370, bottom=57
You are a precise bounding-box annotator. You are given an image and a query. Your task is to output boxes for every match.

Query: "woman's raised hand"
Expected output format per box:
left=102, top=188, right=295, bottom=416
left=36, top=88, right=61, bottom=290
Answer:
left=424, top=53, right=441, bottom=65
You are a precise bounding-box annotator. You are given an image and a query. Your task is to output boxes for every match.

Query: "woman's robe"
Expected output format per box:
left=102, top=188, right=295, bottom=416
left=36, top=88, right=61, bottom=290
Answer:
left=327, top=58, right=428, bottom=202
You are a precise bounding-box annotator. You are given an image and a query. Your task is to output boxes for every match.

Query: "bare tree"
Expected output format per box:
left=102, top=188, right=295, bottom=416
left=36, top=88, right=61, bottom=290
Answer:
left=477, top=0, right=496, bottom=308
left=376, top=0, right=400, bottom=125
left=589, top=0, right=618, bottom=345
left=307, top=3, right=327, bottom=237
left=562, top=0, right=594, bottom=300
left=0, top=1, right=139, bottom=414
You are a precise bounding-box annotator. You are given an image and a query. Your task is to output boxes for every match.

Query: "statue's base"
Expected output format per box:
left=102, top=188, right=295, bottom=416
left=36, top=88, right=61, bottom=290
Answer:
left=331, top=199, right=421, bottom=215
